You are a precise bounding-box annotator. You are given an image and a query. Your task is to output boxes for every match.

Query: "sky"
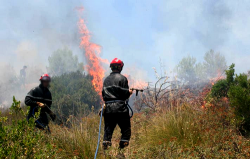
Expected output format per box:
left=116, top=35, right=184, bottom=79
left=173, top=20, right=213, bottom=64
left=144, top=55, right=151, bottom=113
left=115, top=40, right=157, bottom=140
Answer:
left=0, top=0, right=250, bottom=83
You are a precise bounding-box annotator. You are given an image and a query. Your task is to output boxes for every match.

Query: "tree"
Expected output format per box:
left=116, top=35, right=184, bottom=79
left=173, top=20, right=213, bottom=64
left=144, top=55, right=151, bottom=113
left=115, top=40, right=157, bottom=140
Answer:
left=50, top=71, right=101, bottom=125
left=176, top=56, right=203, bottom=83
left=203, top=50, right=227, bottom=78
left=47, top=47, right=83, bottom=76
left=176, top=50, right=227, bottom=83
left=211, top=64, right=250, bottom=135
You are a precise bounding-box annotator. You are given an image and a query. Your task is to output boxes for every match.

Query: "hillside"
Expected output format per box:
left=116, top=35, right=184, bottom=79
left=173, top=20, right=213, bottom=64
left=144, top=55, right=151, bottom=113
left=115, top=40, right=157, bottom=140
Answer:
left=1, top=91, right=250, bottom=158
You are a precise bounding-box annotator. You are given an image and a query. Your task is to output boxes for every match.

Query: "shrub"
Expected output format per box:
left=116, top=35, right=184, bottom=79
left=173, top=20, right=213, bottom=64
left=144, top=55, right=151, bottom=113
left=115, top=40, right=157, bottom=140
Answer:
left=211, top=63, right=250, bottom=135
left=0, top=97, right=57, bottom=158
left=211, top=79, right=228, bottom=98
left=228, top=73, right=250, bottom=134
left=50, top=71, right=101, bottom=125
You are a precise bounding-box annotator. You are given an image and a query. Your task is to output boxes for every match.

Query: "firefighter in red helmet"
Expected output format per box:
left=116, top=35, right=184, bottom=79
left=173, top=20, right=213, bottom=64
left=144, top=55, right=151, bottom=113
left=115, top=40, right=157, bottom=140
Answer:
left=25, top=74, right=56, bottom=132
left=102, top=58, right=133, bottom=151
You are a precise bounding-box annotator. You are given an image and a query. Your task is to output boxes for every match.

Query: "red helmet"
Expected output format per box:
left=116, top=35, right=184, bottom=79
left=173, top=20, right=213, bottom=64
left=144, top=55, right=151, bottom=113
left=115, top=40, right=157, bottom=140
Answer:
left=40, top=74, right=51, bottom=82
left=110, top=58, right=124, bottom=67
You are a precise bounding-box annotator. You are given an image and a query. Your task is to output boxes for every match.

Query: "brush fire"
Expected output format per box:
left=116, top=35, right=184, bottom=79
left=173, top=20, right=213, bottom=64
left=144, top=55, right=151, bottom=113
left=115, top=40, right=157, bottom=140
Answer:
left=77, top=7, right=148, bottom=96
left=77, top=7, right=107, bottom=96
left=1, top=1, right=250, bottom=159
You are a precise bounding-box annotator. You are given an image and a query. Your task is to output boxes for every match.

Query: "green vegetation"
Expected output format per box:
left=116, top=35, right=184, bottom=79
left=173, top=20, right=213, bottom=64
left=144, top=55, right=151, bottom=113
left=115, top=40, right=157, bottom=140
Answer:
left=212, top=63, right=250, bottom=135
left=176, top=55, right=199, bottom=83
left=176, top=50, right=227, bottom=83
left=203, top=50, right=227, bottom=78
left=47, top=47, right=84, bottom=76
left=50, top=71, right=101, bottom=125
left=1, top=96, right=250, bottom=158
left=1, top=48, right=250, bottom=158
left=0, top=97, right=57, bottom=158
left=47, top=47, right=100, bottom=125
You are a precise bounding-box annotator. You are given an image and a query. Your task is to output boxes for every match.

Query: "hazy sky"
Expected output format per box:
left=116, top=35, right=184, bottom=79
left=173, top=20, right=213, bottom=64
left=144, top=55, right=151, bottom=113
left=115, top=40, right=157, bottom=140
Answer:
left=0, top=0, right=250, bottom=82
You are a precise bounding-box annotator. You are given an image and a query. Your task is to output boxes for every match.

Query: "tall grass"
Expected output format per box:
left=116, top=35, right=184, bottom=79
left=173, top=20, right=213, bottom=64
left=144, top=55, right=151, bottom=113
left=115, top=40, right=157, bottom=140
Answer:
left=1, top=97, right=250, bottom=158
left=50, top=104, right=250, bottom=158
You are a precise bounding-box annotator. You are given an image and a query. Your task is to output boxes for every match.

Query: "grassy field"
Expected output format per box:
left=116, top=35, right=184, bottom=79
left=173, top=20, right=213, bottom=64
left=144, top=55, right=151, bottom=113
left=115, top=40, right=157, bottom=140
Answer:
left=1, top=96, right=250, bottom=158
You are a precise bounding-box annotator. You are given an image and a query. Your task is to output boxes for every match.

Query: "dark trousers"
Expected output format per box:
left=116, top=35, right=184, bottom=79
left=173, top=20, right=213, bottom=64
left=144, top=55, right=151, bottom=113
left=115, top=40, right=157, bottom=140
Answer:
left=103, top=112, right=131, bottom=148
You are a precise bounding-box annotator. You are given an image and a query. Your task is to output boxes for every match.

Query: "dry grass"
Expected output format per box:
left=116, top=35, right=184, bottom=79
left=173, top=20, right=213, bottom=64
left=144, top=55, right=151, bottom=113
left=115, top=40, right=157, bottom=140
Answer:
left=45, top=103, right=250, bottom=158
left=1, top=95, right=250, bottom=158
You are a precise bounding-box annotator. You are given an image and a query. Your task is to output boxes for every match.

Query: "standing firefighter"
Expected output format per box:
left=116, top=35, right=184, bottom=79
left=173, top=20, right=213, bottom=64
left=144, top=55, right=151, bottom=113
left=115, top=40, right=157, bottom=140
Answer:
left=25, top=74, right=56, bottom=132
left=20, top=66, right=27, bottom=86
left=102, top=58, right=133, bottom=150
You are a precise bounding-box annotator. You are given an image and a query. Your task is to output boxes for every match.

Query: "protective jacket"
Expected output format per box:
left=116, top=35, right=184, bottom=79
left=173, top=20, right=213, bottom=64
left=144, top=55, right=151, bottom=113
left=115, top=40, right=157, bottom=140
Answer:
left=102, top=72, right=132, bottom=149
left=102, top=72, right=130, bottom=114
left=25, top=84, right=52, bottom=127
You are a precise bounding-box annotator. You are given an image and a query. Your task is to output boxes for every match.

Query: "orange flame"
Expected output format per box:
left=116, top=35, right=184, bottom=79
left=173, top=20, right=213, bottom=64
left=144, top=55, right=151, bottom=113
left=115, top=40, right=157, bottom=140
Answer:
left=209, top=70, right=225, bottom=86
left=76, top=7, right=148, bottom=96
left=200, top=70, right=226, bottom=109
left=124, top=74, right=148, bottom=89
left=77, top=7, right=108, bottom=96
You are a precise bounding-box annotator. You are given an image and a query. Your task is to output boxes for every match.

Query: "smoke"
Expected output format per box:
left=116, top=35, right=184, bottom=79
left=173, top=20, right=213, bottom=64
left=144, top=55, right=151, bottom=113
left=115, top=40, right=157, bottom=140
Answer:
left=0, top=0, right=84, bottom=106
left=15, top=41, right=39, bottom=63
left=82, top=0, right=250, bottom=75
left=0, top=0, right=250, bottom=105
left=0, top=0, right=82, bottom=65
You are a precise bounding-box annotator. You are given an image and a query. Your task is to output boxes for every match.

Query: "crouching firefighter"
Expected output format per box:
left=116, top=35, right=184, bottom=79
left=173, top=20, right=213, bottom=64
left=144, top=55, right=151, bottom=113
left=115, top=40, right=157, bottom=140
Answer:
left=25, top=74, right=56, bottom=133
left=101, top=58, right=133, bottom=150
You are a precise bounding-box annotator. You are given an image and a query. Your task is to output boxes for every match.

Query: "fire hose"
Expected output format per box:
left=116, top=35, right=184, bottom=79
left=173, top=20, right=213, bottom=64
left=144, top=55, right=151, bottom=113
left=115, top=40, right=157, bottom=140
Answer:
left=94, top=104, right=104, bottom=159
left=94, top=88, right=143, bottom=158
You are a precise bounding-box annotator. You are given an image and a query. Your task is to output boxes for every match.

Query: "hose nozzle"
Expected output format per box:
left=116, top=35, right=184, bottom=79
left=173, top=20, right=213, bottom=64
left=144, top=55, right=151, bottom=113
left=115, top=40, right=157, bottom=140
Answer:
left=131, top=88, right=144, bottom=96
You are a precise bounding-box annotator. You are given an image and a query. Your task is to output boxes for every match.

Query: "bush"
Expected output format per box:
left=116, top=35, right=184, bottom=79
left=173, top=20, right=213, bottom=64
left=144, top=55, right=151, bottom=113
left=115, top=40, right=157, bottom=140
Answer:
left=50, top=71, right=101, bottom=125
left=0, top=97, right=57, bottom=158
left=211, top=64, right=250, bottom=135
left=228, top=74, right=250, bottom=134
left=211, top=79, right=228, bottom=98
left=2, top=96, right=250, bottom=158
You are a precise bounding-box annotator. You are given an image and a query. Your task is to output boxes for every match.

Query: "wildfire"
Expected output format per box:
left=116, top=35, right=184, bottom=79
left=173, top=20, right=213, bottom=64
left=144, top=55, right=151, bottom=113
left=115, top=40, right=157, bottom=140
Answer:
left=209, top=70, right=225, bottom=86
left=200, top=70, right=226, bottom=109
left=77, top=7, right=108, bottom=96
left=76, top=7, right=148, bottom=96
left=124, top=74, right=148, bottom=89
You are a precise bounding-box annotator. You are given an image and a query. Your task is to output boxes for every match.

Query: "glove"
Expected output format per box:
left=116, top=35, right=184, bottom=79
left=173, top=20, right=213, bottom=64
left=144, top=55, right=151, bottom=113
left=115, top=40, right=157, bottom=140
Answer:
left=37, top=102, right=46, bottom=108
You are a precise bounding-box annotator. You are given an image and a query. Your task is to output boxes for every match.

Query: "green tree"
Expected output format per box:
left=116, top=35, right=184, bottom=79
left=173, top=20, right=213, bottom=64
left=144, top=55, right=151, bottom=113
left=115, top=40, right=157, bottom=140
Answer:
left=50, top=71, right=100, bottom=125
left=47, top=47, right=83, bottom=76
left=228, top=72, right=250, bottom=135
left=176, top=56, right=203, bottom=83
left=211, top=64, right=250, bottom=135
left=203, top=50, right=227, bottom=78
left=176, top=50, right=227, bottom=83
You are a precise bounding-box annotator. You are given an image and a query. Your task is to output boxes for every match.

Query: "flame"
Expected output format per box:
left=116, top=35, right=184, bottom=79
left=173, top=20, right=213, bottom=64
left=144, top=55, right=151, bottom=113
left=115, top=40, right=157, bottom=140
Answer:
left=199, top=70, right=226, bottom=109
left=76, top=7, right=148, bottom=96
left=209, top=70, right=225, bottom=86
left=77, top=7, right=108, bottom=96
left=124, top=74, right=148, bottom=89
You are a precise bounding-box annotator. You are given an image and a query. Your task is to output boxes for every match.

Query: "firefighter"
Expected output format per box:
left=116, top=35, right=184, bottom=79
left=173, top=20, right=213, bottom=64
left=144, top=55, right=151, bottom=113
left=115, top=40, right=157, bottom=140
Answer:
left=20, top=66, right=27, bottom=86
left=25, top=74, right=56, bottom=132
left=102, top=58, right=133, bottom=150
